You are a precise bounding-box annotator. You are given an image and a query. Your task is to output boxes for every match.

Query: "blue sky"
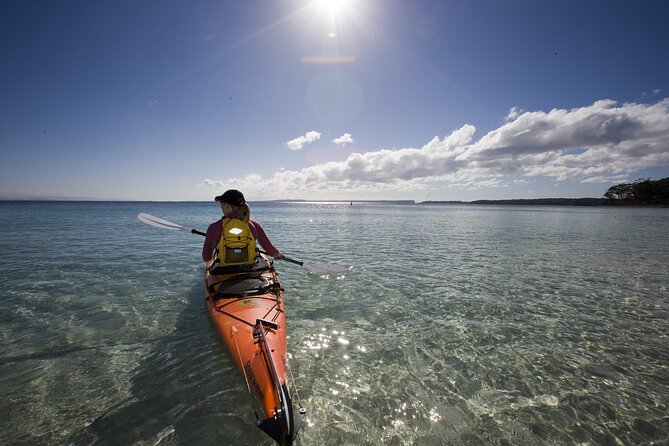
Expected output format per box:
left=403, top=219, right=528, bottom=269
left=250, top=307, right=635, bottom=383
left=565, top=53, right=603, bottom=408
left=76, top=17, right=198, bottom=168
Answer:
left=1, top=0, right=668, bottom=201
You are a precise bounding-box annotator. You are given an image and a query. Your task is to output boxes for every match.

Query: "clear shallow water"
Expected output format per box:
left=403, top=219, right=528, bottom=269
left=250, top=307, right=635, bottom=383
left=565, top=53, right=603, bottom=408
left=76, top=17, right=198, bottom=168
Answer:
left=1, top=201, right=667, bottom=445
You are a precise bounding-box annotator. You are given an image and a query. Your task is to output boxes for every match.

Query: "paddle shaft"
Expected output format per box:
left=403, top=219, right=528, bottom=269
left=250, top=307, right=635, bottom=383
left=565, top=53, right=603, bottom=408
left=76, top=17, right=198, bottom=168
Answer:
left=138, top=213, right=308, bottom=268
left=189, top=228, right=303, bottom=266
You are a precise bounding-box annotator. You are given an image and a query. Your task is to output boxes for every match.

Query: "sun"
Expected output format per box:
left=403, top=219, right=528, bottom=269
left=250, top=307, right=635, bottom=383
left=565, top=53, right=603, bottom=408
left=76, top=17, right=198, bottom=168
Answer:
left=302, top=0, right=367, bottom=46
left=314, top=0, right=353, bottom=17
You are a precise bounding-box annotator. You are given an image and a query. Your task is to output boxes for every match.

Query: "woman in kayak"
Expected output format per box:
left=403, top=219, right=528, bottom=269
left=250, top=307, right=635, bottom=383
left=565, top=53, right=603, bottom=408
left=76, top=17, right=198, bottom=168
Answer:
left=202, top=189, right=284, bottom=262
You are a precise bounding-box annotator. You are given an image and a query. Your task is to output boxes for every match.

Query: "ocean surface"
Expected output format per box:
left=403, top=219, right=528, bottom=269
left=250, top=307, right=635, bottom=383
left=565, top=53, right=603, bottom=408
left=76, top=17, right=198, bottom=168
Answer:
left=0, top=201, right=667, bottom=445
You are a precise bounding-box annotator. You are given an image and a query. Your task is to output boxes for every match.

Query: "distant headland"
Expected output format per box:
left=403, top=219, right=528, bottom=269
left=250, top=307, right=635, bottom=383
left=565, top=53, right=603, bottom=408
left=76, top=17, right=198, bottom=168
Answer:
left=419, top=198, right=605, bottom=206
left=426, top=177, right=668, bottom=206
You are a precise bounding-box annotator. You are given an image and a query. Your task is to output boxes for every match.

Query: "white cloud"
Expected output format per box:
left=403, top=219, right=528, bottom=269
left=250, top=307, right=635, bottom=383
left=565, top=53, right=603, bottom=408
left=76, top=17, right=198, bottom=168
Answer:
left=286, top=131, right=321, bottom=151
left=465, top=99, right=669, bottom=180
left=506, top=107, right=523, bottom=122
left=332, top=133, right=354, bottom=146
left=202, top=99, right=669, bottom=197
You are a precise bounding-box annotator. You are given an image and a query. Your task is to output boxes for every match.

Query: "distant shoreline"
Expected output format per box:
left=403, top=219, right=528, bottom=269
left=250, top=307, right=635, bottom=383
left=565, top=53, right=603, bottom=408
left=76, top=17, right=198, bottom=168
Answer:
left=1, top=198, right=667, bottom=207
left=260, top=198, right=649, bottom=206
left=419, top=198, right=606, bottom=206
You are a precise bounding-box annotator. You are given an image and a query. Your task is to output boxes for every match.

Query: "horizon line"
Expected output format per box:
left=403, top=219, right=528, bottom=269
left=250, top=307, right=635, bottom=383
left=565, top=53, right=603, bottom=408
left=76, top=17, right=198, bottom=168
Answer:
left=0, top=197, right=605, bottom=204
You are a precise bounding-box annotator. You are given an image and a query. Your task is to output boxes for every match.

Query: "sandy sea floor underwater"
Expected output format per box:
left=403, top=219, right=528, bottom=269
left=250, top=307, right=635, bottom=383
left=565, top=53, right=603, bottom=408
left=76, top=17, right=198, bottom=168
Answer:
left=0, top=201, right=667, bottom=445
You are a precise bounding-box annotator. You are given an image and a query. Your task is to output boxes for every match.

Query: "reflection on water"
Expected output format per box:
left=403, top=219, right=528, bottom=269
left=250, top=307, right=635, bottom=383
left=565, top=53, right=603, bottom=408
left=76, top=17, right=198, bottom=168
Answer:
left=0, top=202, right=668, bottom=445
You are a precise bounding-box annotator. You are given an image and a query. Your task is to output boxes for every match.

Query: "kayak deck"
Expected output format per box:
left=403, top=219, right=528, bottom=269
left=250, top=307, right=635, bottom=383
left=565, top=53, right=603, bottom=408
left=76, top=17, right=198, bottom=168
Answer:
left=205, top=255, right=304, bottom=445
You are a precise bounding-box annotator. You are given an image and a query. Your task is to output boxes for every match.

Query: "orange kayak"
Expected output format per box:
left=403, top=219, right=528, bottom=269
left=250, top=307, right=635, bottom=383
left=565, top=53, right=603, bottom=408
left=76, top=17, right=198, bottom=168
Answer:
left=204, top=254, right=304, bottom=445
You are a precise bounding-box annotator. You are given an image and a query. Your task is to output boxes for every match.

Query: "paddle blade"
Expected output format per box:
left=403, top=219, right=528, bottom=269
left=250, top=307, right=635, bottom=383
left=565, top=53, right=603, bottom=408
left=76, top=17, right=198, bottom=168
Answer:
left=137, top=213, right=186, bottom=231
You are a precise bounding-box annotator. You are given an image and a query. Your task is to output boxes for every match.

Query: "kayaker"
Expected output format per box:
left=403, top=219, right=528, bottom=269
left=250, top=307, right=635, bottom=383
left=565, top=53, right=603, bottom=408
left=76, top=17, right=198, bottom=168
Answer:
left=202, top=189, right=285, bottom=262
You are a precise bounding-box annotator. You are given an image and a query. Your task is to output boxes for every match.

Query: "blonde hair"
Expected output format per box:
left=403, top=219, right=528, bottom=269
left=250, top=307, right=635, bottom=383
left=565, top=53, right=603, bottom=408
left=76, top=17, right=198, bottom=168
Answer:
left=234, top=203, right=251, bottom=222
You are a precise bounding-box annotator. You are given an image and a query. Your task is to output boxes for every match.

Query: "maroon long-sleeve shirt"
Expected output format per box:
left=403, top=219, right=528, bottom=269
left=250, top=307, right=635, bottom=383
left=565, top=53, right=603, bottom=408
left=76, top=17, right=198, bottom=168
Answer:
left=202, top=218, right=281, bottom=262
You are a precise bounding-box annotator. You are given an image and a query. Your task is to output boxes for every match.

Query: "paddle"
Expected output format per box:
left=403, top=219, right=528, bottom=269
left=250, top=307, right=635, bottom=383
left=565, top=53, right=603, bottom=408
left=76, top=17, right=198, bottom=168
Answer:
left=138, top=212, right=206, bottom=236
left=137, top=213, right=349, bottom=273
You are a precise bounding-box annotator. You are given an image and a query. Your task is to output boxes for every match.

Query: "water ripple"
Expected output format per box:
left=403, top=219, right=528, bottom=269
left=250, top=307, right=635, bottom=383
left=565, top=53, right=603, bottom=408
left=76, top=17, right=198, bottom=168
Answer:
left=1, top=202, right=668, bottom=445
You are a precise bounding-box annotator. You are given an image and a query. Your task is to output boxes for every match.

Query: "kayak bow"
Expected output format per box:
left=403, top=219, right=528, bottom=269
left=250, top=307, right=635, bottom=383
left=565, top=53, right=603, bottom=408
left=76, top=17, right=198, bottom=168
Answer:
left=205, top=254, right=305, bottom=445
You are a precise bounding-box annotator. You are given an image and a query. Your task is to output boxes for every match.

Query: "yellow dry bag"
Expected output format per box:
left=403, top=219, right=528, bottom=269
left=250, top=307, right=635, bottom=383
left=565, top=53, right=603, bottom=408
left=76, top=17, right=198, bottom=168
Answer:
left=215, top=218, right=257, bottom=265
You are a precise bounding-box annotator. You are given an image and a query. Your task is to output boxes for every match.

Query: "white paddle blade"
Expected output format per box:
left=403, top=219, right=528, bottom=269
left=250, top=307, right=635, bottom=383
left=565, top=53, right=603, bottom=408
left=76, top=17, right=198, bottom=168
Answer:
left=137, top=213, right=187, bottom=231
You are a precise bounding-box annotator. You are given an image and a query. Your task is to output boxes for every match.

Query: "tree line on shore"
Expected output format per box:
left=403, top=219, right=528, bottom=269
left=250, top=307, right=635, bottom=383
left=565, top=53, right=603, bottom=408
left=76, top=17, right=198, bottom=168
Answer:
left=603, top=177, right=669, bottom=205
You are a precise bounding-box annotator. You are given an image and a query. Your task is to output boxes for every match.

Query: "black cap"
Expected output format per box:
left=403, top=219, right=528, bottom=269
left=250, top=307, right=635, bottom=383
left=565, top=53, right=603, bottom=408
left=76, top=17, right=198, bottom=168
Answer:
left=214, top=189, right=246, bottom=206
